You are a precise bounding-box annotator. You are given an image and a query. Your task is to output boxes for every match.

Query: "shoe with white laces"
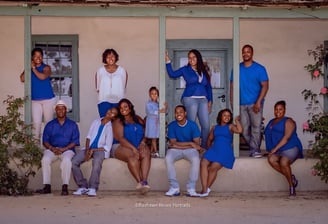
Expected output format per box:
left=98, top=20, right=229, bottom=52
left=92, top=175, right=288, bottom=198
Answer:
left=72, top=187, right=88, bottom=196
left=186, top=189, right=200, bottom=197
left=87, top=188, right=97, bottom=197
left=165, top=187, right=180, bottom=197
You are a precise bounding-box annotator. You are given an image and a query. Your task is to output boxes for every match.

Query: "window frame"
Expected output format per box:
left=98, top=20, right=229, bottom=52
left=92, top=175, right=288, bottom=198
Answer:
left=32, top=34, right=80, bottom=121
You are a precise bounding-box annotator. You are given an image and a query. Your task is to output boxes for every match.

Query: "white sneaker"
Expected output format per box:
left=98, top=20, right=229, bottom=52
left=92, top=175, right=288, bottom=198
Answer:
left=72, top=187, right=88, bottom=196
left=87, top=188, right=97, bottom=197
left=165, top=187, right=180, bottom=196
left=200, top=188, right=211, bottom=197
left=252, top=152, right=263, bottom=158
left=186, top=189, right=200, bottom=197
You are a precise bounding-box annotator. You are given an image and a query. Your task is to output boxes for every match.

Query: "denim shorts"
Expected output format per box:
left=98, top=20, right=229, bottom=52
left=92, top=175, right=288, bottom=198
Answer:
left=277, top=147, right=299, bottom=163
left=110, top=143, right=120, bottom=158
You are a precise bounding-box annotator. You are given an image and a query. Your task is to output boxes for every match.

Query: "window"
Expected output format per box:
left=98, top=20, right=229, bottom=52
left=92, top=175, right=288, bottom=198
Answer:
left=32, top=35, right=79, bottom=121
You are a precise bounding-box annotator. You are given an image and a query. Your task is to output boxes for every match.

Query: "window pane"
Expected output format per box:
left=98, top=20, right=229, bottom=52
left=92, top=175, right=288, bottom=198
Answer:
left=51, top=77, right=73, bottom=113
left=35, top=43, right=73, bottom=76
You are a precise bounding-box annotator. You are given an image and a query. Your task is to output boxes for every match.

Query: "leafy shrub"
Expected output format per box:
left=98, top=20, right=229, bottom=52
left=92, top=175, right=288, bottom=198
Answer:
left=0, top=96, right=42, bottom=195
left=302, top=44, right=328, bottom=183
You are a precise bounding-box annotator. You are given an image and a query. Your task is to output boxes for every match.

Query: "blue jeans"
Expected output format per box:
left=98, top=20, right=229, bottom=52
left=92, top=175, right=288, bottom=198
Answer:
left=240, top=104, right=263, bottom=155
left=182, top=97, right=210, bottom=148
left=72, top=150, right=105, bottom=190
left=165, top=148, right=200, bottom=190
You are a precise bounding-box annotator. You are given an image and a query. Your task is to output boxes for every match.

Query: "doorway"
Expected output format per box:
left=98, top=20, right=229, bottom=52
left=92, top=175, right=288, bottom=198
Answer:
left=165, top=39, right=233, bottom=129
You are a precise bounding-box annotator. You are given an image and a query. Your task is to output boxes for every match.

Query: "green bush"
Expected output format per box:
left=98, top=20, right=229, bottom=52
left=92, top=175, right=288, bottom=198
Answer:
left=0, top=95, right=42, bottom=195
left=302, top=44, right=328, bottom=183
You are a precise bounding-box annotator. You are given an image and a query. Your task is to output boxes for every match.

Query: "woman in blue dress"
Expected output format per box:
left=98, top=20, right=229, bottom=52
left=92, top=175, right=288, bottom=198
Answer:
left=264, top=100, right=303, bottom=196
left=199, top=109, right=242, bottom=197
left=112, top=98, right=151, bottom=194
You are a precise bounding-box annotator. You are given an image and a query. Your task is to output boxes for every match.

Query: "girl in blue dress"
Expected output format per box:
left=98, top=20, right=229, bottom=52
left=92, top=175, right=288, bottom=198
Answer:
left=145, top=86, right=167, bottom=158
left=199, top=109, right=242, bottom=197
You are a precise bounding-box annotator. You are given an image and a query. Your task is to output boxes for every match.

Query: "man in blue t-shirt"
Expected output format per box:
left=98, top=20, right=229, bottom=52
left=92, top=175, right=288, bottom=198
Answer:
left=230, top=44, right=269, bottom=158
left=165, top=105, right=203, bottom=197
left=36, top=100, right=80, bottom=196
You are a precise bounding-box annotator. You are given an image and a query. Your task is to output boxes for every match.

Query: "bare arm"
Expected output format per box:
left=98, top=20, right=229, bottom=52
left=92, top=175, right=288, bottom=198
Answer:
left=20, top=71, right=25, bottom=82
left=206, top=126, right=215, bottom=149
left=32, top=64, right=52, bottom=80
left=253, top=80, right=269, bottom=113
left=165, top=50, right=170, bottom=63
left=159, top=102, right=168, bottom=113
left=230, top=116, right=243, bottom=134
left=125, top=71, right=128, bottom=89
left=168, top=137, right=202, bottom=151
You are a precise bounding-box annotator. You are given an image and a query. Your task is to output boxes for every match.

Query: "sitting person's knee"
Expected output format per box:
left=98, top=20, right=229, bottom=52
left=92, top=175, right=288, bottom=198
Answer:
left=127, top=156, right=139, bottom=164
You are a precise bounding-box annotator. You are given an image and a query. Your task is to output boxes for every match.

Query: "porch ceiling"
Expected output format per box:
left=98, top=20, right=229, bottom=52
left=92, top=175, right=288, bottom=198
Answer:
left=1, top=0, right=328, bottom=8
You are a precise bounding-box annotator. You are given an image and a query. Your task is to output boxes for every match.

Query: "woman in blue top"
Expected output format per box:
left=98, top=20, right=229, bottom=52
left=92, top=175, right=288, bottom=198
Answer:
left=264, top=100, right=303, bottom=196
left=112, top=98, right=151, bottom=194
left=166, top=49, right=213, bottom=148
left=20, top=47, right=56, bottom=142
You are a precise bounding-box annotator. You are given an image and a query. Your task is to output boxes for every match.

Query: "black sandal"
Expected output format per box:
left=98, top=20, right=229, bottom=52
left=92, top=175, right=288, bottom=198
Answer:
left=289, top=186, right=296, bottom=196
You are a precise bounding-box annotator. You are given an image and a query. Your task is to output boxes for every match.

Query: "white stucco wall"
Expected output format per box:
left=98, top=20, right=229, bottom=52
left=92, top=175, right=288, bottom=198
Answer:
left=0, top=16, right=326, bottom=149
left=239, top=19, right=326, bottom=149
left=32, top=17, right=160, bottom=140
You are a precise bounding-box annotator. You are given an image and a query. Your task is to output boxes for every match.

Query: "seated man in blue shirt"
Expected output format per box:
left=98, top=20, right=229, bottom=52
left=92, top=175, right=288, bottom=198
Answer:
left=36, top=100, right=80, bottom=196
left=165, top=105, right=203, bottom=197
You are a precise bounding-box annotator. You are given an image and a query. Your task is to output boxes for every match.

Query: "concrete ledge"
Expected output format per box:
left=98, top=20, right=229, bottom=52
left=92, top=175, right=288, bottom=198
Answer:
left=27, top=157, right=328, bottom=192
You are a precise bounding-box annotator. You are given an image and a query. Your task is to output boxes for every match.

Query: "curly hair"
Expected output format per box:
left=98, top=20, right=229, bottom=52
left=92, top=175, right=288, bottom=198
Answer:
left=117, top=98, right=140, bottom=125
left=102, top=48, right=119, bottom=64
left=216, top=109, right=233, bottom=125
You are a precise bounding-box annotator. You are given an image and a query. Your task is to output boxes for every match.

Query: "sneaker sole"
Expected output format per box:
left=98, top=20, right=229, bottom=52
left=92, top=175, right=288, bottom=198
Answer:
left=73, top=192, right=88, bottom=196
left=72, top=190, right=88, bottom=196
left=165, top=192, right=180, bottom=197
left=200, top=193, right=209, bottom=197
left=186, top=193, right=200, bottom=197
left=140, top=186, right=151, bottom=195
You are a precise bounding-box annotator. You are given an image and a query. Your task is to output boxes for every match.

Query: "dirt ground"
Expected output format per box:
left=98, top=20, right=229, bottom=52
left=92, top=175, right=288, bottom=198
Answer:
left=1, top=191, right=328, bottom=224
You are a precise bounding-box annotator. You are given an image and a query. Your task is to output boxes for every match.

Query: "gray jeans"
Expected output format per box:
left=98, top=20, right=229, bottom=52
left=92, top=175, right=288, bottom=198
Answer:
left=240, top=104, right=263, bottom=154
left=165, top=148, right=200, bottom=190
left=71, top=149, right=105, bottom=190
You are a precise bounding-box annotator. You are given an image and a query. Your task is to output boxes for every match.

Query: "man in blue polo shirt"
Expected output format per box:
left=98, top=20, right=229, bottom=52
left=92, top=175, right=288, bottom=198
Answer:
left=165, top=105, right=203, bottom=197
left=36, top=100, right=80, bottom=196
left=230, top=44, right=269, bottom=158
